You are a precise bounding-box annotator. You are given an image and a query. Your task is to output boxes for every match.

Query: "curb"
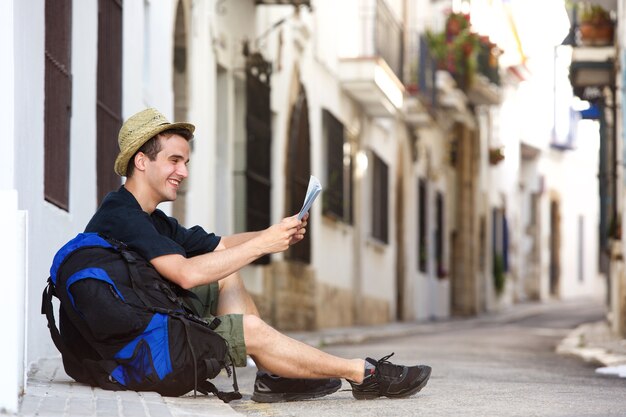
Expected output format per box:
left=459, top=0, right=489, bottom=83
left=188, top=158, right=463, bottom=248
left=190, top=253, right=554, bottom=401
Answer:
left=556, top=321, right=626, bottom=369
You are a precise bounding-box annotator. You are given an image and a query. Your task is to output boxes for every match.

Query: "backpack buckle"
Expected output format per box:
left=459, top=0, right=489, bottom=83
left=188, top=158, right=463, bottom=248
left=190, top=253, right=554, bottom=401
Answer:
left=120, top=251, right=136, bottom=263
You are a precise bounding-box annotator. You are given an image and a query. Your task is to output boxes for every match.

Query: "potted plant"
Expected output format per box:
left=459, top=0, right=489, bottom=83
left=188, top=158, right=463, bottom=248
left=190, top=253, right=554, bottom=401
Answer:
left=488, top=147, right=504, bottom=165
left=426, top=11, right=480, bottom=90
left=578, top=3, right=614, bottom=46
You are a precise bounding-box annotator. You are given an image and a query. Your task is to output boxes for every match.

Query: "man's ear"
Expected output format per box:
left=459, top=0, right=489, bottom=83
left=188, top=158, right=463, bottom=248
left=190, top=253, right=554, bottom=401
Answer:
left=134, top=152, right=147, bottom=172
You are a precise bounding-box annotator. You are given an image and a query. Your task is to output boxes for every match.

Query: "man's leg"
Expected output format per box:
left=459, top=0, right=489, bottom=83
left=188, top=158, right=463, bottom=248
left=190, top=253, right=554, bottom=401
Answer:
left=242, top=314, right=432, bottom=401
left=243, top=314, right=364, bottom=382
left=213, top=278, right=346, bottom=402
left=215, top=274, right=362, bottom=379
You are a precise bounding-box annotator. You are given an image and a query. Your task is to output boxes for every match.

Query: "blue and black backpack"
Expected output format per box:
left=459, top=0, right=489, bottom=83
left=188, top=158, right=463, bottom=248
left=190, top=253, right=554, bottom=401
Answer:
left=41, top=233, right=241, bottom=402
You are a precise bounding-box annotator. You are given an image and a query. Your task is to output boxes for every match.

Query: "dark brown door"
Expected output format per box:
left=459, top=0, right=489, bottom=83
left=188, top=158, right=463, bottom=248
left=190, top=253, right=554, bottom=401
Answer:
left=286, top=87, right=312, bottom=263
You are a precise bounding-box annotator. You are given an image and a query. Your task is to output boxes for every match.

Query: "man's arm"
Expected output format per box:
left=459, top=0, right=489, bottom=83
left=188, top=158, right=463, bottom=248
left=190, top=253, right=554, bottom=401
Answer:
left=220, top=213, right=308, bottom=249
left=151, top=214, right=307, bottom=289
left=219, top=231, right=262, bottom=249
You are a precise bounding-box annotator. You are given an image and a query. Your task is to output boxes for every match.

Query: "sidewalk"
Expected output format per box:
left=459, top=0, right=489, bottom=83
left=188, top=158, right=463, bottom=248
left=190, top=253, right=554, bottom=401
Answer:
left=17, top=300, right=626, bottom=417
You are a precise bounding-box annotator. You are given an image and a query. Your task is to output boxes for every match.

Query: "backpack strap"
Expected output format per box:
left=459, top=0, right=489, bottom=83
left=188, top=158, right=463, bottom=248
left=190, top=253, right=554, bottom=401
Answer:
left=41, top=281, right=82, bottom=371
left=118, top=249, right=153, bottom=308
left=198, top=379, right=242, bottom=403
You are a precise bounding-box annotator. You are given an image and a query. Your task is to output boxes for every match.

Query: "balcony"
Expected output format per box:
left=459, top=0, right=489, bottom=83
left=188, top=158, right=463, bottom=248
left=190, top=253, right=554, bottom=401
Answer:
left=338, top=0, right=405, bottom=117
left=421, top=12, right=501, bottom=106
left=564, top=3, right=616, bottom=100
left=338, top=57, right=404, bottom=117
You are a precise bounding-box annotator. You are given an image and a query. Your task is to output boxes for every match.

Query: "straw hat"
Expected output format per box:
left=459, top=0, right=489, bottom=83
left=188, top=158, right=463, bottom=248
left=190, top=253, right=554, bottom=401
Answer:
left=114, top=108, right=195, bottom=176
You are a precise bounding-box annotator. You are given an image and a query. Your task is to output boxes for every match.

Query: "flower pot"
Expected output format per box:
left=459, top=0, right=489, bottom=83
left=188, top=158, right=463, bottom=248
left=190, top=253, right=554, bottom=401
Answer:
left=489, top=148, right=504, bottom=165
left=579, top=22, right=614, bottom=46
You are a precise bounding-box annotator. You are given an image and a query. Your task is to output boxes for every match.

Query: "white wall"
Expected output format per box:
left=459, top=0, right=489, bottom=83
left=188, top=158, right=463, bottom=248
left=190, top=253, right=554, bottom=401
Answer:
left=549, top=120, right=603, bottom=299
left=0, top=2, right=23, bottom=411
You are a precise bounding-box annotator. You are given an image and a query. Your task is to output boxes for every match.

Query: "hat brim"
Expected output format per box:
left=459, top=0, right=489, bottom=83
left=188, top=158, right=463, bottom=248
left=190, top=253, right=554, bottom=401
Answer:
left=114, top=121, right=195, bottom=177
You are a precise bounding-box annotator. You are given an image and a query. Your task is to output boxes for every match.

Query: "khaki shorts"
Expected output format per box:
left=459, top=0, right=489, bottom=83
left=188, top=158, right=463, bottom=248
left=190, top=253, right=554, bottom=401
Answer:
left=190, top=282, right=247, bottom=367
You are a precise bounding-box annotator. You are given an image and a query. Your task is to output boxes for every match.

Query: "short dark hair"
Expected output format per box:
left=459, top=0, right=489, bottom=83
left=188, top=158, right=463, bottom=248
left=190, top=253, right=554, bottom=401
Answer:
left=125, top=128, right=194, bottom=177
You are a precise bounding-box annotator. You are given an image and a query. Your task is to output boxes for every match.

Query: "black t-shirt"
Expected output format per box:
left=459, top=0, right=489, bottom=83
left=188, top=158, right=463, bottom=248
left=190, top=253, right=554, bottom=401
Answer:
left=85, top=186, right=221, bottom=261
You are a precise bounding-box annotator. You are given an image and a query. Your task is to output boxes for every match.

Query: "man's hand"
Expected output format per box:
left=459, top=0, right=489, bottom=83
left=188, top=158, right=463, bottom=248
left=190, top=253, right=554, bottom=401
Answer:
left=256, top=215, right=305, bottom=255
left=290, top=212, right=308, bottom=245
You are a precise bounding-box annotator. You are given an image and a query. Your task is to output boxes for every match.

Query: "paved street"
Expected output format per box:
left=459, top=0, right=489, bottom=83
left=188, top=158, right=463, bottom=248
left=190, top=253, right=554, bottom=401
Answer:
left=218, top=300, right=625, bottom=417
left=19, top=299, right=626, bottom=417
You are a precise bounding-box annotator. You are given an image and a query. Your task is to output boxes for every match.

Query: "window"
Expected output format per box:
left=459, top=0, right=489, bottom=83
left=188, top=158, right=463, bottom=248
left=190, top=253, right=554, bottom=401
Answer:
left=372, top=152, right=389, bottom=243
left=97, top=0, right=123, bottom=204
left=418, top=179, right=427, bottom=272
left=322, top=110, right=353, bottom=224
left=492, top=208, right=509, bottom=294
left=44, top=0, right=72, bottom=210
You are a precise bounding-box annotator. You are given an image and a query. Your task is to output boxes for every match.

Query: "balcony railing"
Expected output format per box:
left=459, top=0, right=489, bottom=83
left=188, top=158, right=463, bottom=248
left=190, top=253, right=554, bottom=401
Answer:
left=338, top=0, right=405, bottom=116
left=417, top=34, right=437, bottom=108
left=361, top=0, right=404, bottom=81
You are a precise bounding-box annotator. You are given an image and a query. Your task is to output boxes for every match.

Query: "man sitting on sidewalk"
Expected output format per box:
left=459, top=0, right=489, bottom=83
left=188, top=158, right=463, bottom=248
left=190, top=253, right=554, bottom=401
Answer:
left=85, top=108, right=432, bottom=402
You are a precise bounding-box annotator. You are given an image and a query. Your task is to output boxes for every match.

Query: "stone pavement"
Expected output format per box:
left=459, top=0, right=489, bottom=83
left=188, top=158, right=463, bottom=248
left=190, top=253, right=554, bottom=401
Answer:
left=16, top=299, right=626, bottom=417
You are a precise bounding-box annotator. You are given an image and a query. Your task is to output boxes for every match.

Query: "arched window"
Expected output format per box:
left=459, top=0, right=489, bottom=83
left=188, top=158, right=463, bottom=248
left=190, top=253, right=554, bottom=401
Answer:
left=245, top=52, right=273, bottom=264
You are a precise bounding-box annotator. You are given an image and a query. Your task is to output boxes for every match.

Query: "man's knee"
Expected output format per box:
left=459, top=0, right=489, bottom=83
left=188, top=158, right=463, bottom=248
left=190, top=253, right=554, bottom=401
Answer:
left=218, top=272, right=245, bottom=292
left=242, top=314, right=272, bottom=351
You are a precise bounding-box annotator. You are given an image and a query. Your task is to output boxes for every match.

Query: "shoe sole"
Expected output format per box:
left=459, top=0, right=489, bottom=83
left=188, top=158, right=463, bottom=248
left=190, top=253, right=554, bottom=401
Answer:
left=352, top=367, right=432, bottom=400
left=251, top=381, right=342, bottom=403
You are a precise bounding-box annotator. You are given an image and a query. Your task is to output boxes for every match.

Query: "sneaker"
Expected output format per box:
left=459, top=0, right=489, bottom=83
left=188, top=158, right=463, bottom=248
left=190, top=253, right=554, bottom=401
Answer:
left=348, top=353, right=431, bottom=400
left=251, top=372, right=342, bottom=403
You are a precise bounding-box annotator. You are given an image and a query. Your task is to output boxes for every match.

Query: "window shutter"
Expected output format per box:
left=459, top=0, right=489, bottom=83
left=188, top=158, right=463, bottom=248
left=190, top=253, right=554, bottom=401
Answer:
left=322, top=110, right=344, bottom=219
left=44, top=0, right=72, bottom=210
left=96, top=0, right=123, bottom=204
